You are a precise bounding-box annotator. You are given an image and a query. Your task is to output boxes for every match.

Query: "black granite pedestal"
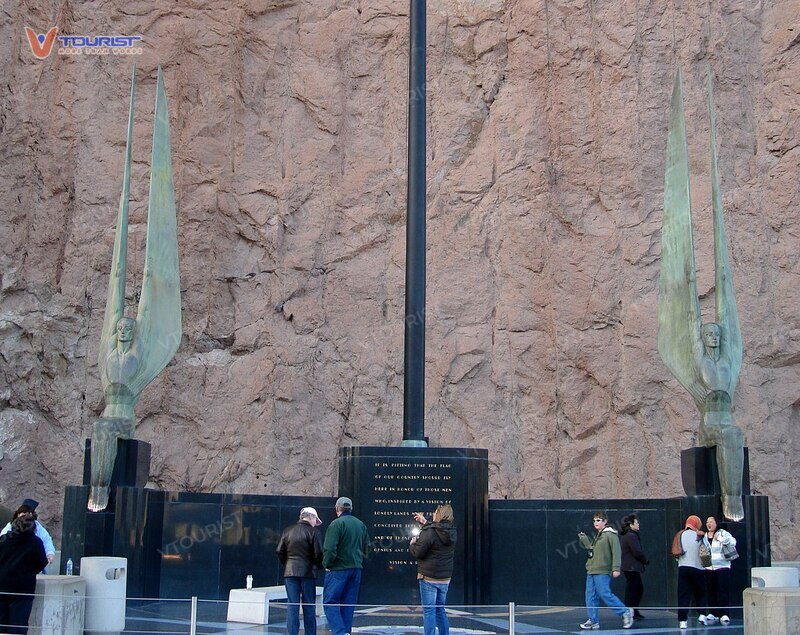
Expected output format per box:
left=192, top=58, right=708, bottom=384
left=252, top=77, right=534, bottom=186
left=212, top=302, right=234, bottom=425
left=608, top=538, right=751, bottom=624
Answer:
left=61, top=439, right=158, bottom=595
left=337, top=446, right=489, bottom=605
left=81, top=438, right=151, bottom=491
left=681, top=446, right=751, bottom=496
left=62, top=485, right=165, bottom=598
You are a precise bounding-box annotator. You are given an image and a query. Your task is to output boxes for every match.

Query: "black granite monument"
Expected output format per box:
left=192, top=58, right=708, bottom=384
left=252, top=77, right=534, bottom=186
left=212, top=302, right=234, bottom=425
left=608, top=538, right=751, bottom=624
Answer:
left=338, top=446, right=488, bottom=605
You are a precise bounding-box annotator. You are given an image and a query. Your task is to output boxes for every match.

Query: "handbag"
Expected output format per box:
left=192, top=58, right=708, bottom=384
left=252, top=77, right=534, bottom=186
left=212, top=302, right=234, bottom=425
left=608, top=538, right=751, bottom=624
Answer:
left=722, top=541, right=739, bottom=561
left=698, top=539, right=712, bottom=568
left=670, top=529, right=686, bottom=557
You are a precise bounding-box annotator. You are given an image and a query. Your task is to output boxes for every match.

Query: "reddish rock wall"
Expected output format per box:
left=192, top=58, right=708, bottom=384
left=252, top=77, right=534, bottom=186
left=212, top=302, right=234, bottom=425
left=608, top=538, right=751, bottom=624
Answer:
left=0, top=0, right=797, bottom=560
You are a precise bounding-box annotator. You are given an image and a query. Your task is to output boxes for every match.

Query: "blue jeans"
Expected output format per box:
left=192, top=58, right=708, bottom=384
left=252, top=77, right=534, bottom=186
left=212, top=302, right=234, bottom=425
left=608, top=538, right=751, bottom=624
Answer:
left=323, top=569, right=362, bottom=635
left=585, top=574, right=628, bottom=622
left=419, top=580, right=450, bottom=635
left=285, top=577, right=317, bottom=635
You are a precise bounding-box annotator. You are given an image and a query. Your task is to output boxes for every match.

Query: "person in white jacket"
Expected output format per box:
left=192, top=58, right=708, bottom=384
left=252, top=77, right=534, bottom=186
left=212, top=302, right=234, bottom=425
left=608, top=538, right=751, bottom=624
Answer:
left=705, top=516, right=737, bottom=625
left=0, top=499, right=55, bottom=573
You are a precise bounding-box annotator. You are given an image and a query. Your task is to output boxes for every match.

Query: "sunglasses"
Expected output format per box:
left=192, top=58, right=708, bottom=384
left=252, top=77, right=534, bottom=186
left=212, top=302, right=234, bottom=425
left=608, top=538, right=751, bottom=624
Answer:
left=593, top=518, right=604, bottom=522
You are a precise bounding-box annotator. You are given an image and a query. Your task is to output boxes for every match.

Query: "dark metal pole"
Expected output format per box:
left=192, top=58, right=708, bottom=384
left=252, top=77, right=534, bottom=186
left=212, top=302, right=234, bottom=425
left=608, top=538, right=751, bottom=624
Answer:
left=402, top=0, right=427, bottom=447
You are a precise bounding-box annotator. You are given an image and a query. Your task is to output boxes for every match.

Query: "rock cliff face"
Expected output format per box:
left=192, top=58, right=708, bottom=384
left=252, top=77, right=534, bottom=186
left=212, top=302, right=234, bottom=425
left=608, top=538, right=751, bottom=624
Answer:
left=0, top=1, right=797, bottom=560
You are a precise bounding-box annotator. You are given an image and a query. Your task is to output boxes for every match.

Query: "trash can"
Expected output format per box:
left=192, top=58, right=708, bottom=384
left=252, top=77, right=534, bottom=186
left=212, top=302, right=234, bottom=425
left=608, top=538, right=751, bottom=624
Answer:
left=81, top=556, right=127, bottom=633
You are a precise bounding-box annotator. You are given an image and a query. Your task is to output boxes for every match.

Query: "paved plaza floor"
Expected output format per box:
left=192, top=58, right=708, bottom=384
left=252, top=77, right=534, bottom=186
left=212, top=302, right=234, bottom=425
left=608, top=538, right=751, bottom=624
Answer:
left=124, top=601, right=745, bottom=635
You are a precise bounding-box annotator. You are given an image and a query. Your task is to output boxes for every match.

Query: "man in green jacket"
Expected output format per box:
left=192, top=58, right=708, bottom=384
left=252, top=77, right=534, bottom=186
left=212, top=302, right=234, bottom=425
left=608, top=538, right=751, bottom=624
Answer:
left=577, top=511, right=633, bottom=630
left=322, top=497, right=370, bottom=635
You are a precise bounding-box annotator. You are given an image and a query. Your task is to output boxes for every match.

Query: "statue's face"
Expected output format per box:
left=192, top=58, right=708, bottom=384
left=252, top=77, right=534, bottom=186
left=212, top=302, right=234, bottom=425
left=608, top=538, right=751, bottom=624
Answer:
left=702, top=323, right=721, bottom=348
left=116, top=318, right=135, bottom=342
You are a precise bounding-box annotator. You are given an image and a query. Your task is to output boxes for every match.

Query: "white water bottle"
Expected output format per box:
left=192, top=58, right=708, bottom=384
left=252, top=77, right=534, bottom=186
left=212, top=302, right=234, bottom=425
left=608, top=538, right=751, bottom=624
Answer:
left=65, top=558, right=73, bottom=575
left=246, top=574, right=253, bottom=589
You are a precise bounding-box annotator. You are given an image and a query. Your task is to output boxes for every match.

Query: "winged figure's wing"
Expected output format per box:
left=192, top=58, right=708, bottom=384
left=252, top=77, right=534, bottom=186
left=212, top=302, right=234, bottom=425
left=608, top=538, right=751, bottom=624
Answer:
left=130, top=67, right=182, bottom=395
left=98, top=66, right=136, bottom=391
left=657, top=67, right=705, bottom=407
left=708, top=67, right=742, bottom=393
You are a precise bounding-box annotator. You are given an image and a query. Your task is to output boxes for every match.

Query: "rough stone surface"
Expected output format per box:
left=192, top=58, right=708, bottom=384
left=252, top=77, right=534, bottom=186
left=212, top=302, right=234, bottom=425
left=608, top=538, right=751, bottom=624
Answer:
left=0, top=1, right=797, bottom=560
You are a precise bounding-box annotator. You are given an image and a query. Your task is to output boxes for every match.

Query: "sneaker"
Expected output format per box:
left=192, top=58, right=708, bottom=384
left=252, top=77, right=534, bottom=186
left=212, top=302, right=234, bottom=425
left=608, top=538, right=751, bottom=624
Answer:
left=698, top=614, right=708, bottom=625
left=622, top=608, right=634, bottom=629
left=720, top=615, right=730, bottom=625
left=679, top=621, right=688, bottom=629
left=633, top=611, right=645, bottom=620
left=579, top=619, right=600, bottom=630
left=706, top=614, right=718, bottom=624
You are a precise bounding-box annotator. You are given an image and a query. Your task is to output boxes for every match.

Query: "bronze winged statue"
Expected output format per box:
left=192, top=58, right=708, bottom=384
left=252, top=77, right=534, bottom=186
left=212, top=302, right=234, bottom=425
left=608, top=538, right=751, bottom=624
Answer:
left=658, top=67, right=744, bottom=521
left=89, top=66, right=181, bottom=511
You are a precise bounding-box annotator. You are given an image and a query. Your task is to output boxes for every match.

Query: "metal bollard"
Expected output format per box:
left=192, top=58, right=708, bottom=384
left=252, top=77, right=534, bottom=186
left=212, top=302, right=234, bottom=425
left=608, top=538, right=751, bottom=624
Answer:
left=509, top=601, right=515, bottom=635
left=190, top=596, right=198, bottom=635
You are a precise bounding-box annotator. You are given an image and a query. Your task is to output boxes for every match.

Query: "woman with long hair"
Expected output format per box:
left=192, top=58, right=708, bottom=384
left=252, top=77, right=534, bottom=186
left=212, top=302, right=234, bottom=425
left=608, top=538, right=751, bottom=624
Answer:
left=705, top=516, right=736, bottom=625
left=0, top=509, right=48, bottom=633
left=410, top=505, right=457, bottom=635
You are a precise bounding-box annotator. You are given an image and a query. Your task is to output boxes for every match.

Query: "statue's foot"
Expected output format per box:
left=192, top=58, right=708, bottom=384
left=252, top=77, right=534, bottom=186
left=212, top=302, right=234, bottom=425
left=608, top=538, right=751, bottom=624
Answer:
left=88, top=486, right=110, bottom=512
left=722, top=494, right=744, bottom=522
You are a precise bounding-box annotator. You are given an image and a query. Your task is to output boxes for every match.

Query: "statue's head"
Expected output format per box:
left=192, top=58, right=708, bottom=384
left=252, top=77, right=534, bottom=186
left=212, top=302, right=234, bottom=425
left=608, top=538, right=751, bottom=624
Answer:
left=116, top=317, right=135, bottom=342
left=701, top=322, right=721, bottom=348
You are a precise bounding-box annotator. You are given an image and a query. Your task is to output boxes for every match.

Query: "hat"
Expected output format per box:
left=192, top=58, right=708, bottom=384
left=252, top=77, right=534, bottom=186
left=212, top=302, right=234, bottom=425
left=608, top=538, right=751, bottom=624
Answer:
left=300, top=507, right=322, bottom=526
left=21, top=499, right=39, bottom=510
left=335, top=496, right=353, bottom=509
left=685, top=515, right=703, bottom=531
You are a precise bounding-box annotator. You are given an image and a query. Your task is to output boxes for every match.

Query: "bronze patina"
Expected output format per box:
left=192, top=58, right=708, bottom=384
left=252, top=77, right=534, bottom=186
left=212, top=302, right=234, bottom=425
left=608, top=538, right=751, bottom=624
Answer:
left=89, top=67, right=181, bottom=512
left=658, top=67, right=745, bottom=522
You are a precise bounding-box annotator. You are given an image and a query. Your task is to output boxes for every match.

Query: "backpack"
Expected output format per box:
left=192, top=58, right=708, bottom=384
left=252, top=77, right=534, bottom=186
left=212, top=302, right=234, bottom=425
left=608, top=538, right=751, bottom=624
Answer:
left=670, top=529, right=686, bottom=558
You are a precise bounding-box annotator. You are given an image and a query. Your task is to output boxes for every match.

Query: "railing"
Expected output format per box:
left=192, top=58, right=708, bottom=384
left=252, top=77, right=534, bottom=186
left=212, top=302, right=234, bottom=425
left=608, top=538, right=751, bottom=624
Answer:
left=12, top=591, right=787, bottom=633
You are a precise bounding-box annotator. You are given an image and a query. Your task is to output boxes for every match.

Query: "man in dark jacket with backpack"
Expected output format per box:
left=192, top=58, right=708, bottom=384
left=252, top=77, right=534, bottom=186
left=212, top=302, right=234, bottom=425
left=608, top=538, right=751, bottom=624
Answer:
left=277, top=507, right=324, bottom=635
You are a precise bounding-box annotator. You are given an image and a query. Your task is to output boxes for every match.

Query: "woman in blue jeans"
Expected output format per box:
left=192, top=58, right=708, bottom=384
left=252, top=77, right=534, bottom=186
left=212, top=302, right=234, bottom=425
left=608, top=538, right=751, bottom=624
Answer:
left=409, top=505, right=457, bottom=635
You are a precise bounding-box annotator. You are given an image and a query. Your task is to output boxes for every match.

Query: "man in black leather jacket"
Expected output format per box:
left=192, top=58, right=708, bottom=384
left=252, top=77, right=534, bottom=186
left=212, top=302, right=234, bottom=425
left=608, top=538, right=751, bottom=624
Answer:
left=277, top=507, right=324, bottom=635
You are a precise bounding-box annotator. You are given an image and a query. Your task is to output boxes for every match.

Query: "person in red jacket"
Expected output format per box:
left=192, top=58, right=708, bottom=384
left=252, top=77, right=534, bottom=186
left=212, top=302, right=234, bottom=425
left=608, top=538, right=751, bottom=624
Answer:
left=0, top=511, right=48, bottom=633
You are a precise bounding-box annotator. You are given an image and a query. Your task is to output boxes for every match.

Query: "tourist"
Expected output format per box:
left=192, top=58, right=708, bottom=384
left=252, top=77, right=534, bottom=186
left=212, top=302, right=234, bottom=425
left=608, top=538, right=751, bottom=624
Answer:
left=0, top=510, right=48, bottom=633
left=409, top=505, right=457, bottom=635
left=276, top=507, right=324, bottom=635
left=675, top=515, right=712, bottom=628
left=577, top=511, right=634, bottom=630
left=0, top=500, right=55, bottom=572
left=322, top=496, right=370, bottom=635
left=705, top=515, right=736, bottom=625
left=620, top=513, right=649, bottom=620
